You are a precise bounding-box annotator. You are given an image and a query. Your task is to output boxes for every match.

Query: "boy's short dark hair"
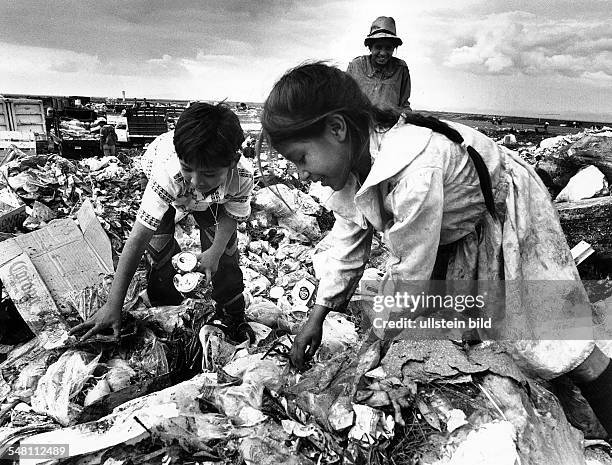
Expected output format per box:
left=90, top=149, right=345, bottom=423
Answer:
left=173, top=102, right=244, bottom=168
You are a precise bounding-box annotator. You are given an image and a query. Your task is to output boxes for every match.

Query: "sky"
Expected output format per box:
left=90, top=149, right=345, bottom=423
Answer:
left=1, top=0, right=611, bottom=121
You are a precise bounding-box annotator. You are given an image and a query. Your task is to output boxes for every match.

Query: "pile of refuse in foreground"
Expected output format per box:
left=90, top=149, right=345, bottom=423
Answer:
left=0, top=129, right=611, bottom=465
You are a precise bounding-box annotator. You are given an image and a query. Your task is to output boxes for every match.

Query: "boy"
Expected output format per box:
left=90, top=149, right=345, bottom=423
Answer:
left=71, top=103, right=254, bottom=343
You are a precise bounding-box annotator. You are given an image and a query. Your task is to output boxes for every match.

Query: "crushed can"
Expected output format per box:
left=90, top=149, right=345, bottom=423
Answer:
left=173, top=271, right=205, bottom=294
left=172, top=251, right=199, bottom=274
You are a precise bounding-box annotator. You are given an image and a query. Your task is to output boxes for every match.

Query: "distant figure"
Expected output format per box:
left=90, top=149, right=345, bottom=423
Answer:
left=99, top=121, right=118, bottom=156
left=544, top=122, right=549, bottom=133
left=347, top=16, right=411, bottom=112
left=242, top=140, right=255, bottom=159
left=45, top=107, right=55, bottom=132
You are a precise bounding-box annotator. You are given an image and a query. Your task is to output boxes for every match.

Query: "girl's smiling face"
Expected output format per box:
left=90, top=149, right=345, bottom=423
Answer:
left=276, top=115, right=352, bottom=191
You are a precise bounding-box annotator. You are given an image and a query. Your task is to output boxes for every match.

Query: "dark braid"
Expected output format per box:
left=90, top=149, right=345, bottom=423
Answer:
left=397, top=113, right=497, bottom=219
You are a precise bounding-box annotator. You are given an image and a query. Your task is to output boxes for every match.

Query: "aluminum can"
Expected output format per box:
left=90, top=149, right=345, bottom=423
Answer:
left=172, top=252, right=198, bottom=273
left=174, top=271, right=205, bottom=293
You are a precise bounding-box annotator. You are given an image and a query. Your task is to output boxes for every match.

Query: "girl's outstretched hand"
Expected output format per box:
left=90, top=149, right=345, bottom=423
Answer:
left=290, top=305, right=330, bottom=370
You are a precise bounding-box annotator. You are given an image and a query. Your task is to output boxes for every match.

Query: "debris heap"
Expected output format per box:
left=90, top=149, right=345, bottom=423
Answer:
left=0, top=133, right=611, bottom=465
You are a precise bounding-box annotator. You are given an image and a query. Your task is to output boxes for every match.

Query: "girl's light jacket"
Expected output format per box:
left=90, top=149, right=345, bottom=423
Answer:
left=313, top=119, right=595, bottom=378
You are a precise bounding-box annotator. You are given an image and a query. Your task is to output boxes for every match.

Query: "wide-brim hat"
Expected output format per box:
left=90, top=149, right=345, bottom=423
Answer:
left=364, top=16, right=402, bottom=47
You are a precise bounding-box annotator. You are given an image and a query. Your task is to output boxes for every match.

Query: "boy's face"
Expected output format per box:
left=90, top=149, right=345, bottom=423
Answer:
left=179, top=159, right=232, bottom=195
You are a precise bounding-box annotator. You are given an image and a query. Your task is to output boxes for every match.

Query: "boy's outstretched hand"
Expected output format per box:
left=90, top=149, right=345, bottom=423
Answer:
left=197, top=250, right=221, bottom=285
left=69, top=303, right=122, bottom=341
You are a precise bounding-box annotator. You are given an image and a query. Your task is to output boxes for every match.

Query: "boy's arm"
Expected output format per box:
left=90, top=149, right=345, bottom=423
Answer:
left=70, top=221, right=154, bottom=340
left=197, top=210, right=237, bottom=283
left=208, top=209, right=237, bottom=257
left=106, top=221, right=155, bottom=310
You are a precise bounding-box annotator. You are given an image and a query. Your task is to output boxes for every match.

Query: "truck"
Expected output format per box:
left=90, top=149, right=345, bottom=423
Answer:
left=124, top=106, right=185, bottom=143
left=0, top=97, right=47, bottom=160
left=49, top=104, right=102, bottom=159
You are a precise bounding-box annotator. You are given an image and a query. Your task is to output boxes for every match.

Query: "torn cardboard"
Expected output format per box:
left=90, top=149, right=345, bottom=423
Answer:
left=0, top=199, right=113, bottom=349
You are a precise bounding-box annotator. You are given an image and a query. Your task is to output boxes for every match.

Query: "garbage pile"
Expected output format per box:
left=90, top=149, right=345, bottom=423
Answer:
left=0, top=142, right=611, bottom=464
left=0, top=146, right=145, bottom=259
left=484, top=127, right=612, bottom=281
left=57, top=120, right=99, bottom=142
left=490, top=127, right=612, bottom=203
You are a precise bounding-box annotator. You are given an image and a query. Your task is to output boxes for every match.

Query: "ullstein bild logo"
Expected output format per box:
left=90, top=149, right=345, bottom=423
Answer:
left=9, top=261, right=40, bottom=304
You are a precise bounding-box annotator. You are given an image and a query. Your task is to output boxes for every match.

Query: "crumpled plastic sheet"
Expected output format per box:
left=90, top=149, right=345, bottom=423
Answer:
left=426, top=420, right=519, bottom=465
left=198, top=352, right=287, bottom=426
left=8, top=354, right=53, bottom=403
left=0, top=373, right=10, bottom=404
left=127, top=329, right=169, bottom=377
left=240, top=420, right=315, bottom=465
left=284, top=352, right=359, bottom=431
left=30, top=350, right=101, bottom=426
left=15, top=374, right=233, bottom=464
left=251, top=185, right=321, bottom=242
left=246, top=299, right=287, bottom=328
left=317, top=311, right=359, bottom=363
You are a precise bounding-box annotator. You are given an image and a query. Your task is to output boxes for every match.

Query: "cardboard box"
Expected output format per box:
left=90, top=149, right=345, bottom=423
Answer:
left=0, top=199, right=113, bottom=348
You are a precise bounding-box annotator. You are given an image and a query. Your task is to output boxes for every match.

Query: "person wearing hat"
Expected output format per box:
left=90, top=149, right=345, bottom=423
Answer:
left=347, top=16, right=411, bottom=112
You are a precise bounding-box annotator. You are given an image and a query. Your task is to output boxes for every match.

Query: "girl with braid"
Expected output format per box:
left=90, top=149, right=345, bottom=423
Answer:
left=260, top=62, right=612, bottom=437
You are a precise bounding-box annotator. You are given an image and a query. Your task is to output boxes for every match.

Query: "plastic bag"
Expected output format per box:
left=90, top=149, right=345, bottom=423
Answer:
left=127, top=329, right=169, bottom=377
left=240, top=420, right=315, bottom=465
left=9, top=355, right=53, bottom=402
left=31, top=350, right=101, bottom=426
left=105, top=358, right=136, bottom=391
left=200, top=356, right=285, bottom=426
left=317, top=312, right=358, bottom=362
left=22, top=374, right=233, bottom=459
left=129, top=303, right=189, bottom=333
left=83, top=378, right=111, bottom=407
left=252, top=185, right=322, bottom=242
left=246, top=299, right=285, bottom=328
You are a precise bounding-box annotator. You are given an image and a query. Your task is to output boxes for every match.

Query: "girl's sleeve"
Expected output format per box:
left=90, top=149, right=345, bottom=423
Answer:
left=313, top=213, right=374, bottom=310
left=385, top=166, right=444, bottom=281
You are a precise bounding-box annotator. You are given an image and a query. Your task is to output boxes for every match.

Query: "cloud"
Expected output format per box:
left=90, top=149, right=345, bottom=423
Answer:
left=1, top=0, right=611, bottom=120
left=438, top=11, right=612, bottom=83
left=0, top=43, right=103, bottom=74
